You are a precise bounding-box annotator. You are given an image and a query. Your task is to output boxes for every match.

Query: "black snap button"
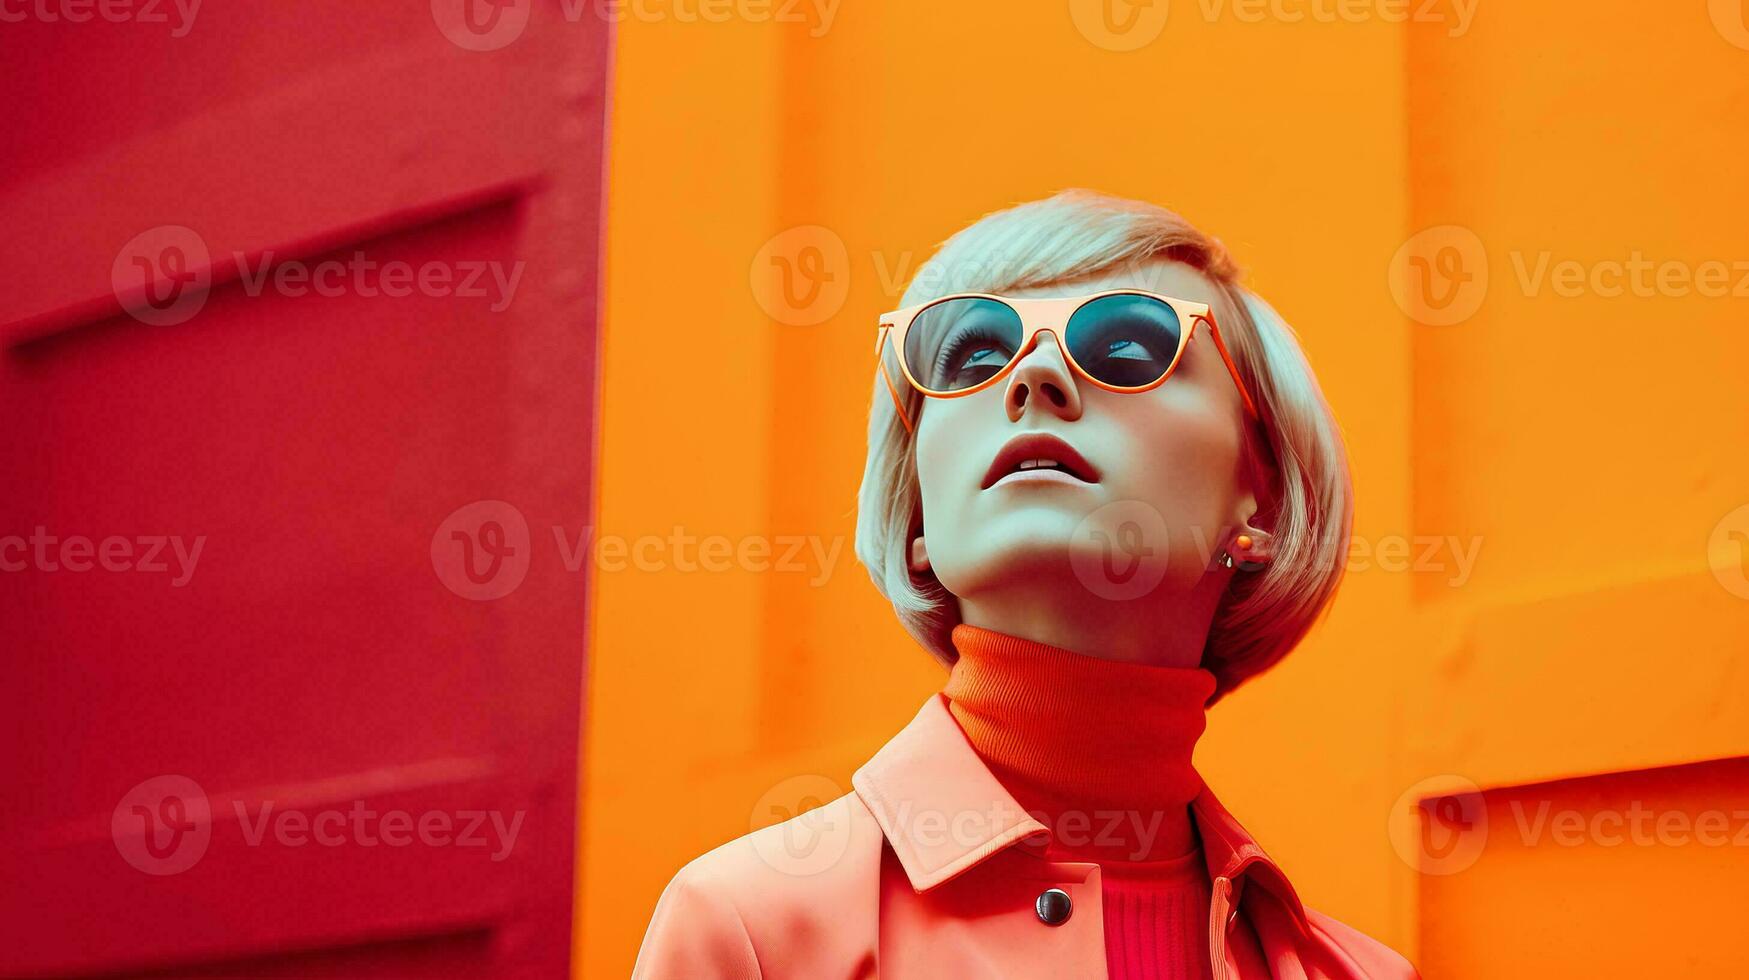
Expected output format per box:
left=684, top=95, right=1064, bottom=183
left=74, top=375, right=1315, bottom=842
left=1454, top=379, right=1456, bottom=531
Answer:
left=1035, top=886, right=1072, bottom=925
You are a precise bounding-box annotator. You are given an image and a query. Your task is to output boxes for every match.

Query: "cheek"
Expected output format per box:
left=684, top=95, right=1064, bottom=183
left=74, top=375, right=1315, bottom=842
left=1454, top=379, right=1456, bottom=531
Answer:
left=1107, top=414, right=1244, bottom=584
left=1105, top=395, right=1244, bottom=513
left=911, top=434, right=959, bottom=543
left=1135, top=419, right=1237, bottom=485
left=912, top=417, right=950, bottom=510
left=911, top=400, right=983, bottom=512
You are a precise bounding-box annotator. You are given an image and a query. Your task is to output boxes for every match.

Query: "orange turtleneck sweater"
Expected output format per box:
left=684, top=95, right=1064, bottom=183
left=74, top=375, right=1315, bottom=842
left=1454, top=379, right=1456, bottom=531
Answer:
left=942, top=624, right=1217, bottom=980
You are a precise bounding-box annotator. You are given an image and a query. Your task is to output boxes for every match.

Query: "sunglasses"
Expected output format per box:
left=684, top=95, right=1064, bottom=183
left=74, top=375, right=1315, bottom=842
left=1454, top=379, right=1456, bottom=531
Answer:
left=874, top=288, right=1260, bottom=433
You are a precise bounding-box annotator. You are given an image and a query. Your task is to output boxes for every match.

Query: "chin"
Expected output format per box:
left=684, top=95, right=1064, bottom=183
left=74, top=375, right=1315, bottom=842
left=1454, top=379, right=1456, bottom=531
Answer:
left=932, top=531, right=1084, bottom=595
left=979, top=509, right=1092, bottom=552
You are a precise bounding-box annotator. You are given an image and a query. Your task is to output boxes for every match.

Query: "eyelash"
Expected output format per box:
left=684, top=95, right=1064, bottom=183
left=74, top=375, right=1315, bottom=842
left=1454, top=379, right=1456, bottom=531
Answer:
left=933, top=325, right=1012, bottom=378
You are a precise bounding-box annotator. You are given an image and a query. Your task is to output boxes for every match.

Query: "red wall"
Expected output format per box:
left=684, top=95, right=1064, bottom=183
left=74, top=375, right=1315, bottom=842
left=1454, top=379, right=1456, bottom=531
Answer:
left=0, top=4, right=608, bottom=976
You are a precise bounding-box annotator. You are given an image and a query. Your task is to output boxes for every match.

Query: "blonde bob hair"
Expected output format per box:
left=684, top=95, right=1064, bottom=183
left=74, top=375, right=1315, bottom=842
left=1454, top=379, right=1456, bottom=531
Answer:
left=854, top=189, right=1354, bottom=704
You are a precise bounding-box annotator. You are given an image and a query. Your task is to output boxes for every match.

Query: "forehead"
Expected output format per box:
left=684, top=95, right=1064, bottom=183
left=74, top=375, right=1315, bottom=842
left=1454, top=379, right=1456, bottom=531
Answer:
left=1001, top=257, right=1220, bottom=306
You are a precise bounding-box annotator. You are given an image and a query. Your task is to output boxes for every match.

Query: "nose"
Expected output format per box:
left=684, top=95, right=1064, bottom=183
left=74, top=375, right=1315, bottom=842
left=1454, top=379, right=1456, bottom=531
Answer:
left=1003, top=330, right=1082, bottom=423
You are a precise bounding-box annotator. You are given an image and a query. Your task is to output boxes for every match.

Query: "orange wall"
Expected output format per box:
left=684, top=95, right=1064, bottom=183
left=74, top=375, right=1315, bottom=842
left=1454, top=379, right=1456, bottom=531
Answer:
left=1416, top=758, right=1749, bottom=976
left=1402, top=0, right=1749, bottom=974
left=579, top=2, right=1749, bottom=977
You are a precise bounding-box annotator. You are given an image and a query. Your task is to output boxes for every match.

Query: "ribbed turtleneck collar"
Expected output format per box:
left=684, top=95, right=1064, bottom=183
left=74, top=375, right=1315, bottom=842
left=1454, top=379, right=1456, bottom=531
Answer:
left=942, top=623, right=1217, bottom=865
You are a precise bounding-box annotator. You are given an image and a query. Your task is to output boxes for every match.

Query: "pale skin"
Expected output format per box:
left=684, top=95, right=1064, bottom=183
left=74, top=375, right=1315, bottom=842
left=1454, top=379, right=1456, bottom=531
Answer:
left=908, top=257, right=1278, bottom=670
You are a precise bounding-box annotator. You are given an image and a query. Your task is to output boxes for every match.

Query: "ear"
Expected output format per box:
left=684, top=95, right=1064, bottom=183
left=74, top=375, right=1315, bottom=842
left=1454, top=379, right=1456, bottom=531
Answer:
left=1226, top=483, right=1279, bottom=571
left=1226, top=424, right=1282, bottom=572
left=1227, top=520, right=1275, bottom=572
left=909, top=534, right=931, bottom=573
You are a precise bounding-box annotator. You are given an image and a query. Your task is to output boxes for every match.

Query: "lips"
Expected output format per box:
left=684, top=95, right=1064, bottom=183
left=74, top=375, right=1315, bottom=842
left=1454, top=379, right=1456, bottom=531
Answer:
left=981, top=433, right=1100, bottom=489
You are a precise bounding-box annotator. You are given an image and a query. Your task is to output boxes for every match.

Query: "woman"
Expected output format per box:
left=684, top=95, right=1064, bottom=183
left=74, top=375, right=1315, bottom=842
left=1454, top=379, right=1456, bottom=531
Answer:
left=632, top=190, right=1419, bottom=978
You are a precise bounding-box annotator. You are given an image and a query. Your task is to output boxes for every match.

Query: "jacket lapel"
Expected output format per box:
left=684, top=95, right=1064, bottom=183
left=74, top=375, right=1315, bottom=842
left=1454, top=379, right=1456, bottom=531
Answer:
left=852, top=691, right=1326, bottom=979
left=851, top=692, right=1051, bottom=892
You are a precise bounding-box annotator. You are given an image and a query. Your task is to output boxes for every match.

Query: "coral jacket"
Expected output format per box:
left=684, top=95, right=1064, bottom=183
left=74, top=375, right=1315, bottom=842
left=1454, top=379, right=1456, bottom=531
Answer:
left=632, top=692, right=1420, bottom=979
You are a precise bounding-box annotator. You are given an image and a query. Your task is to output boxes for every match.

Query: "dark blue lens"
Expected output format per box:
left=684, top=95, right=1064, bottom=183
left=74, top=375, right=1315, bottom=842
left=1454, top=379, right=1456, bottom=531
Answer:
left=905, top=297, right=1025, bottom=392
left=1064, top=294, right=1182, bottom=388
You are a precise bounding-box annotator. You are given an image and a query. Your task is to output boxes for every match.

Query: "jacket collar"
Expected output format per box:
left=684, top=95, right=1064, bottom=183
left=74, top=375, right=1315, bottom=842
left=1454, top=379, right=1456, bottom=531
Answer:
left=851, top=692, right=1309, bottom=927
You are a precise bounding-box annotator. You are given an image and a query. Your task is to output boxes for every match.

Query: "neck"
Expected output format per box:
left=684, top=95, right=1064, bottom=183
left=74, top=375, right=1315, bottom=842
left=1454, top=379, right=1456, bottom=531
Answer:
left=956, top=575, right=1224, bottom=669
left=942, top=624, right=1216, bottom=864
